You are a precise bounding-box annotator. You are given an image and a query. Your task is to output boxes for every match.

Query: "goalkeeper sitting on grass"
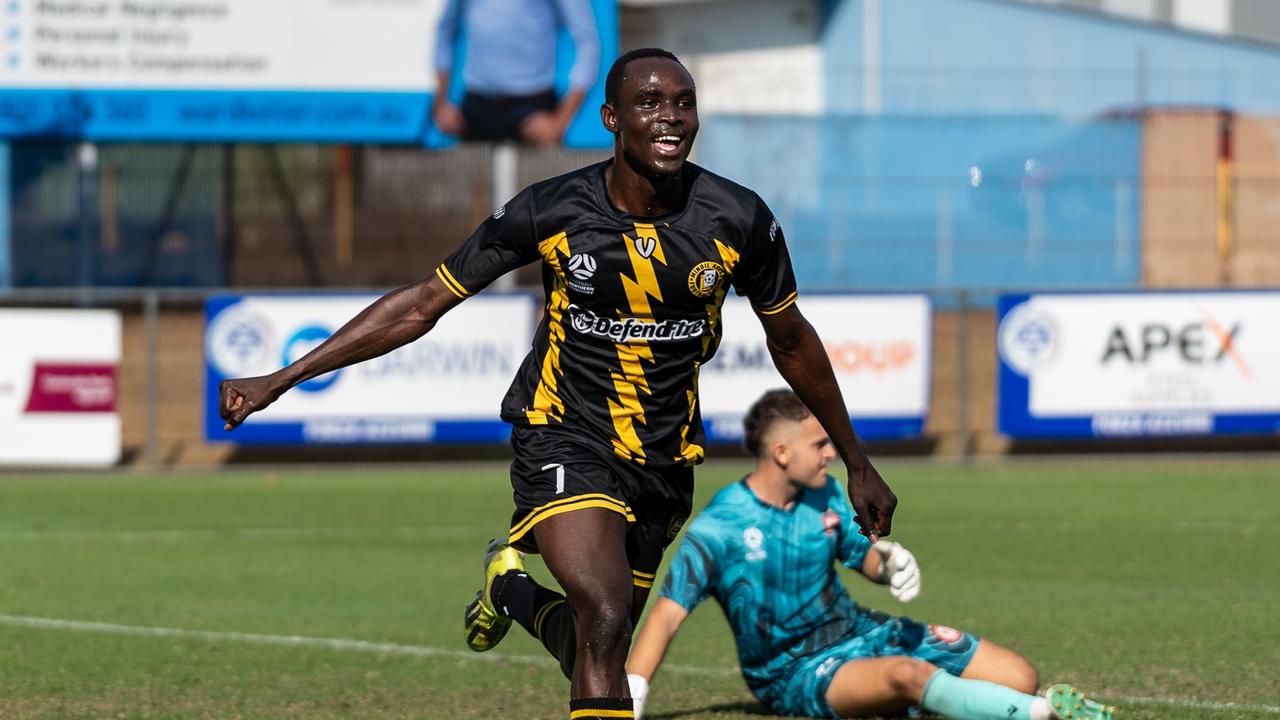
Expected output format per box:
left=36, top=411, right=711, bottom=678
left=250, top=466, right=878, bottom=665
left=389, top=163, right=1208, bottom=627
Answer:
left=626, top=389, right=1114, bottom=720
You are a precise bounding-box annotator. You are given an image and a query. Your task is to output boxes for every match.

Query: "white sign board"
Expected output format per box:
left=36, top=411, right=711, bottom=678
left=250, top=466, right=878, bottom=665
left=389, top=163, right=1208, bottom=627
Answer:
left=0, top=309, right=121, bottom=466
left=0, top=0, right=618, bottom=145
left=700, top=295, right=931, bottom=441
left=204, top=293, right=536, bottom=443
left=3, top=1, right=442, bottom=91
left=998, top=292, right=1280, bottom=437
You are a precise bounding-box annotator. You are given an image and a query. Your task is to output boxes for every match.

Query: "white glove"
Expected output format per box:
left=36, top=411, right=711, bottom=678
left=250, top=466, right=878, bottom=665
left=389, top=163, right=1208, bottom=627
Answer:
left=628, top=673, right=650, bottom=720
left=874, top=540, right=920, bottom=603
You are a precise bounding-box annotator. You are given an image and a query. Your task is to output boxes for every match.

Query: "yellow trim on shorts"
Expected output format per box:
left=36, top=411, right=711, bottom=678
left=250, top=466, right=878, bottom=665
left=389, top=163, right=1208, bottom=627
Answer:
left=755, top=291, right=798, bottom=316
left=435, top=264, right=472, bottom=298
left=570, top=710, right=633, bottom=719
left=508, top=493, right=636, bottom=546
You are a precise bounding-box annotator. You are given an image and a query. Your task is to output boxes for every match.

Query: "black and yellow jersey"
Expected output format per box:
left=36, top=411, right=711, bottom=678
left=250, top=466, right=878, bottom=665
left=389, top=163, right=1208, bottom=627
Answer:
left=435, top=160, right=797, bottom=469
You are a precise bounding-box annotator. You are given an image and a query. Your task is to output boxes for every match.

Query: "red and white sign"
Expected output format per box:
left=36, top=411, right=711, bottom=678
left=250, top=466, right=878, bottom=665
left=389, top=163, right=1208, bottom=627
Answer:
left=0, top=310, right=121, bottom=466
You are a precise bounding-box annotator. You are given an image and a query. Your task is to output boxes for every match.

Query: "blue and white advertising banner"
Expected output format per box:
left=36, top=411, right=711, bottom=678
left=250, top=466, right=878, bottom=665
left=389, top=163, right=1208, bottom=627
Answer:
left=998, top=291, right=1280, bottom=438
left=0, top=0, right=616, bottom=146
left=204, top=293, right=535, bottom=444
left=700, top=295, right=931, bottom=442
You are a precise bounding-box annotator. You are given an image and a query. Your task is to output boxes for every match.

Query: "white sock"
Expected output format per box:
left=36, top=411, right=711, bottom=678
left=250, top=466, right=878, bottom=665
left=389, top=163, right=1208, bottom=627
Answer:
left=1029, top=697, right=1053, bottom=720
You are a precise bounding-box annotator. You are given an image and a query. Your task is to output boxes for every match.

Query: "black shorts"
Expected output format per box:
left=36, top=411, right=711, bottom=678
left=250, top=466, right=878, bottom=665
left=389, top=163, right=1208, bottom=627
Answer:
left=506, top=423, right=694, bottom=590
left=461, top=89, right=558, bottom=142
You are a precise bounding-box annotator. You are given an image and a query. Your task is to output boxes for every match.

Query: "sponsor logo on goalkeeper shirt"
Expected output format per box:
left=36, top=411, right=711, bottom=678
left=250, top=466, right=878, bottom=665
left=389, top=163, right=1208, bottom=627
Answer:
left=567, top=305, right=705, bottom=342
left=743, top=527, right=766, bottom=561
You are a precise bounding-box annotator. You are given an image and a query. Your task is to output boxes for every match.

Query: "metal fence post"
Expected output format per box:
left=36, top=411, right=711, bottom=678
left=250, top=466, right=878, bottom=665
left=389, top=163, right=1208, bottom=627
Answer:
left=77, top=142, right=99, bottom=306
left=144, top=289, right=160, bottom=469
left=492, top=142, right=518, bottom=291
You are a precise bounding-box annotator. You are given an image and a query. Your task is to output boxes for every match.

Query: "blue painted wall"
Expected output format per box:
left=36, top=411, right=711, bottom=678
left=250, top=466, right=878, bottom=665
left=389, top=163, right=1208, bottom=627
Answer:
left=701, top=114, right=1142, bottom=294
left=823, top=0, right=1280, bottom=116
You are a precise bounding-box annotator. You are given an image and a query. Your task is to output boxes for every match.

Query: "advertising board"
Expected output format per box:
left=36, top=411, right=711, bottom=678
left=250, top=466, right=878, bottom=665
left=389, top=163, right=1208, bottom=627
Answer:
left=204, top=293, right=536, bottom=443
left=998, top=291, right=1280, bottom=437
left=0, top=308, right=120, bottom=465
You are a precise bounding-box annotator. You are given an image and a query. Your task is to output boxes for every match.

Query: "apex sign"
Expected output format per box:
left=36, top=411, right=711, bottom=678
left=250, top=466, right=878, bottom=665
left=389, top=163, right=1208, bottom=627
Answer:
left=1100, top=318, right=1247, bottom=375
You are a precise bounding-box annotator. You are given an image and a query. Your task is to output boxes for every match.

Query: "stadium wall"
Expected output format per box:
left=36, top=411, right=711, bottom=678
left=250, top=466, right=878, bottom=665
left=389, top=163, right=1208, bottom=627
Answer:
left=823, top=0, right=1280, bottom=116
left=1141, top=110, right=1280, bottom=288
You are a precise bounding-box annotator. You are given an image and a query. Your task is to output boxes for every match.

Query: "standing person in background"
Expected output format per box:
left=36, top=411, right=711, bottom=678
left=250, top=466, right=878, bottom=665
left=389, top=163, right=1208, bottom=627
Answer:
left=433, top=0, right=600, bottom=145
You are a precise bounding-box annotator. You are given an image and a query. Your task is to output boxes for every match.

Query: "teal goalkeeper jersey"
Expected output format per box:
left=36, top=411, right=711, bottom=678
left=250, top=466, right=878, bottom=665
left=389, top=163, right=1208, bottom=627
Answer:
left=658, top=476, right=873, bottom=690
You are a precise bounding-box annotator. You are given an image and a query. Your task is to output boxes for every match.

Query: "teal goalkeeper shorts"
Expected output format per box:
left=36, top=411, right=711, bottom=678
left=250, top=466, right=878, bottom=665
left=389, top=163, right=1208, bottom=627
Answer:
left=754, top=609, right=980, bottom=719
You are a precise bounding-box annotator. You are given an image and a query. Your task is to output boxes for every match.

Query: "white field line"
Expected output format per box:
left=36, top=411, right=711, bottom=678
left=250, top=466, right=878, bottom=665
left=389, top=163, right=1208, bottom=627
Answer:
left=2, top=614, right=1278, bottom=714
left=1, top=520, right=1273, bottom=545
left=0, top=525, right=494, bottom=543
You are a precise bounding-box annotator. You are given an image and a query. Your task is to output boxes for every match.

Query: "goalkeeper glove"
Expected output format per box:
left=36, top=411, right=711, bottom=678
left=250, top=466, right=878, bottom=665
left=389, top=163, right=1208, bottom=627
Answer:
left=873, top=540, right=920, bottom=603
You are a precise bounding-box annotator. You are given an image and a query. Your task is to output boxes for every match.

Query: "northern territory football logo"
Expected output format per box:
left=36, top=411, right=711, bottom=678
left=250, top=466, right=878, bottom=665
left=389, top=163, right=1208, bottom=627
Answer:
left=567, top=253, right=596, bottom=281
left=566, top=253, right=597, bottom=294
left=688, top=261, right=726, bottom=298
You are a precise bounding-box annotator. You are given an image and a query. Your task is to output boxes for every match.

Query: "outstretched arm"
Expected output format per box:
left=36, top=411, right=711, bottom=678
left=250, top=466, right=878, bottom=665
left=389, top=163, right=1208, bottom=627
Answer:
left=219, top=275, right=462, bottom=430
left=756, top=304, right=898, bottom=540
left=626, top=597, right=690, bottom=719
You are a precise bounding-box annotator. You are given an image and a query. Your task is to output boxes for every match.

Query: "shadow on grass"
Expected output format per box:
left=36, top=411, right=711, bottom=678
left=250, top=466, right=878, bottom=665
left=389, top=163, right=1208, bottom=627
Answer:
left=649, top=703, right=934, bottom=720
left=648, top=701, right=773, bottom=718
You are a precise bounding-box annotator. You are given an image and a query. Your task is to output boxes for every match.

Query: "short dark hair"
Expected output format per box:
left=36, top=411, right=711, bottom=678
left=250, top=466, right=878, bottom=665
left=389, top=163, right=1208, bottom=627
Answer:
left=742, top=389, right=812, bottom=457
left=605, top=47, right=684, bottom=106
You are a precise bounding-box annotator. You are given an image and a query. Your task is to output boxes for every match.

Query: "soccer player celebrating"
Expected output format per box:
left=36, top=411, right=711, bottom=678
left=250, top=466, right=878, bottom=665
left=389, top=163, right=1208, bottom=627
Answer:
left=219, top=49, right=896, bottom=720
left=624, top=389, right=1115, bottom=720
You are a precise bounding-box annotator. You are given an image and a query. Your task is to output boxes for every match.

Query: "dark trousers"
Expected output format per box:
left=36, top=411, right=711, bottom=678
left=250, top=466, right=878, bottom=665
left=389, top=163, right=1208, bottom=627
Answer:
left=461, top=89, right=558, bottom=142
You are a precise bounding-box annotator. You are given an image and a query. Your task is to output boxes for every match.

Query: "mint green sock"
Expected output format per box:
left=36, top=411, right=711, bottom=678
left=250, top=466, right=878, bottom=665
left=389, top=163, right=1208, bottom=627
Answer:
left=920, top=669, right=1037, bottom=720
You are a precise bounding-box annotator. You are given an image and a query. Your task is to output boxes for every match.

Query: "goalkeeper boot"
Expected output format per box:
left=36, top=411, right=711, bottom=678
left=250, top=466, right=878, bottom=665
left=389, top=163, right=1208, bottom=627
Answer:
left=1044, top=684, right=1115, bottom=720
left=463, top=537, right=525, bottom=652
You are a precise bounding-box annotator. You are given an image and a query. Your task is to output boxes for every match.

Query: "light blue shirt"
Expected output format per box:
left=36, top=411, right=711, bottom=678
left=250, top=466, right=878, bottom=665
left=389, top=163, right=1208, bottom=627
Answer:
left=660, top=476, right=873, bottom=692
left=434, top=0, right=600, bottom=95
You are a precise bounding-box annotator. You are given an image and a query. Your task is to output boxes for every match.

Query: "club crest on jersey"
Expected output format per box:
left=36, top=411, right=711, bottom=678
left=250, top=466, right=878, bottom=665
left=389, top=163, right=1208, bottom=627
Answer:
left=634, top=235, right=657, bottom=259
left=822, top=509, right=841, bottom=536
left=929, top=625, right=963, bottom=644
left=687, top=261, right=726, bottom=298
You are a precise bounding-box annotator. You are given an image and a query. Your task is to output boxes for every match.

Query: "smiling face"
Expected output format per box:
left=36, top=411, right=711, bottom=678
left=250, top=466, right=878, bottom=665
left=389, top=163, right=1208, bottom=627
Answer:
left=601, top=56, right=699, bottom=177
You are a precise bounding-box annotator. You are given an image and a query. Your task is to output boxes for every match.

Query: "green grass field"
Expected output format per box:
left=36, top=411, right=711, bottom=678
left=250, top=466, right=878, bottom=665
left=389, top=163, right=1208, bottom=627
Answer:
left=1, top=458, right=1277, bottom=719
